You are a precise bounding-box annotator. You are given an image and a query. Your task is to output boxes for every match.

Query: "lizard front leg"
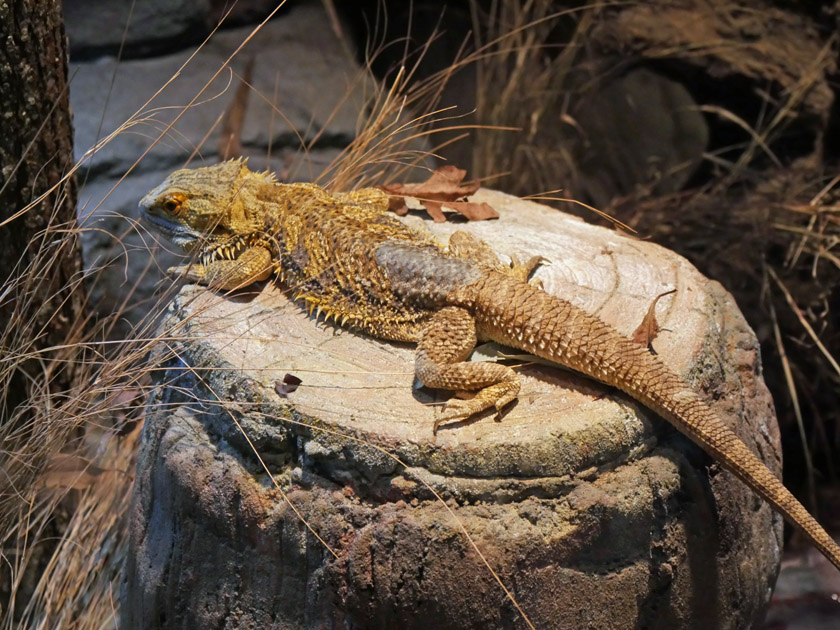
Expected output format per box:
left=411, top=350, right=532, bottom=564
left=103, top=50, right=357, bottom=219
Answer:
left=416, top=306, right=520, bottom=434
left=168, top=245, right=273, bottom=290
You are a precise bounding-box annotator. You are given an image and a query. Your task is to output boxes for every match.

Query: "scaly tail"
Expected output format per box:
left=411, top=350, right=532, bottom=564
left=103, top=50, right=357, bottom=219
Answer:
left=469, top=272, right=840, bottom=571
left=641, top=374, right=840, bottom=571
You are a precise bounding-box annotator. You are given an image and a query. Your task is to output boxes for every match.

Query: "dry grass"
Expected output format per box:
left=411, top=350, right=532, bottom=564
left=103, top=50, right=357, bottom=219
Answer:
left=0, top=195, right=185, bottom=628
left=616, top=170, right=840, bottom=507
left=0, top=6, right=298, bottom=627
left=468, top=1, right=601, bottom=195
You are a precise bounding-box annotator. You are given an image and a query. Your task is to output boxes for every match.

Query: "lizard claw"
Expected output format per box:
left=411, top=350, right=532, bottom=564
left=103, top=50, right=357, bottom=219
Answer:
left=433, top=399, right=477, bottom=435
left=433, top=396, right=514, bottom=434
left=167, top=263, right=206, bottom=283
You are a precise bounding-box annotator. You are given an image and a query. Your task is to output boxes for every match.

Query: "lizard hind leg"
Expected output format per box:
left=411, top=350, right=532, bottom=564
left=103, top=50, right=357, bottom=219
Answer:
left=416, top=306, right=520, bottom=434
left=448, top=230, right=546, bottom=285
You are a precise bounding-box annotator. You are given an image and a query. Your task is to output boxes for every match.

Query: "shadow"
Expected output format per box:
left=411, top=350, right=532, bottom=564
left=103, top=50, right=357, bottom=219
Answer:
left=223, top=279, right=272, bottom=303
left=631, top=444, right=723, bottom=630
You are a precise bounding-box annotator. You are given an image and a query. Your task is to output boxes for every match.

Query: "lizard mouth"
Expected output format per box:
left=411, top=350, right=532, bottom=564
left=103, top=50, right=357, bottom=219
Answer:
left=140, top=207, right=203, bottom=249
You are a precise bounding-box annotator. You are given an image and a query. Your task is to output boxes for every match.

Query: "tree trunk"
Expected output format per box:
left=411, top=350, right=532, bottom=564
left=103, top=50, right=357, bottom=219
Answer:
left=0, top=0, right=84, bottom=619
left=0, top=1, right=82, bottom=420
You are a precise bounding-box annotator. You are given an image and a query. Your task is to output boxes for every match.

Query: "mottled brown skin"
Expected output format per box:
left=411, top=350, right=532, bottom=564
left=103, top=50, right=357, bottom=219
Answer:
left=141, top=159, right=840, bottom=571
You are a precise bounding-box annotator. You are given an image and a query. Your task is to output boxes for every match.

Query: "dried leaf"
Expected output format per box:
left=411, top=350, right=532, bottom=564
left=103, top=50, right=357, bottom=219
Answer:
left=275, top=373, right=302, bottom=396
left=379, top=165, right=497, bottom=222
left=419, top=200, right=447, bottom=223
left=39, top=454, right=106, bottom=490
left=381, top=165, right=479, bottom=198
left=387, top=196, right=409, bottom=216
left=113, top=386, right=144, bottom=434
left=440, top=200, right=498, bottom=221
left=632, top=289, right=677, bottom=353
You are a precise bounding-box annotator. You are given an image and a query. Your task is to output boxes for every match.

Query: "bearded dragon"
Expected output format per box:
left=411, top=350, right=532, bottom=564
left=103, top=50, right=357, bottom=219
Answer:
left=140, top=158, right=840, bottom=571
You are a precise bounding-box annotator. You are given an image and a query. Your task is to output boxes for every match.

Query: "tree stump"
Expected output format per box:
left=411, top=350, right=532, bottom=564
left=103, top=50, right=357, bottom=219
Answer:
left=121, top=189, right=781, bottom=629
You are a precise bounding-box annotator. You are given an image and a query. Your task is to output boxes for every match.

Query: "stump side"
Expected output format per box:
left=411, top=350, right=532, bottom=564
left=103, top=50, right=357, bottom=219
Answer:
left=121, top=189, right=782, bottom=629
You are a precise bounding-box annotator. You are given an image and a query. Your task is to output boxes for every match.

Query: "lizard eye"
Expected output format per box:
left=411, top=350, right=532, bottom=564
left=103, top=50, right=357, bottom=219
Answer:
left=162, top=194, right=185, bottom=214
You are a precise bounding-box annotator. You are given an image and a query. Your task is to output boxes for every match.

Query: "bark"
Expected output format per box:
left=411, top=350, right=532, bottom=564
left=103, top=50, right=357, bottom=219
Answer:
left=0, top=0, right=84, bottom=619
left=0, top=0, right=83, bottom=417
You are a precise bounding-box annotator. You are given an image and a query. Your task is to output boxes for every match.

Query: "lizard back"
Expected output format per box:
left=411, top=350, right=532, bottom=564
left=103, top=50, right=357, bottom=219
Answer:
left=258, top=181, right=442, bottom=341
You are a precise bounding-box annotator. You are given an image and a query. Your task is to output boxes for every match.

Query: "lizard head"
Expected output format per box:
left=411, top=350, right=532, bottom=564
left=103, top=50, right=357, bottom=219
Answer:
left=140, top=158, right=272, bottom=252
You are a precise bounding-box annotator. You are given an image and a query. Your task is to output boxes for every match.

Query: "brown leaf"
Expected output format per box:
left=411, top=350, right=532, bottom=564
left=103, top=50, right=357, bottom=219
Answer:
left=440, top=200, right=498, bottom=221
left=275, top=373, right=302, bottom=396
left=380, top=165, right=479, bottom=198
left=39, top=454, right=106, bottom=490
left=112, top=386, right=144, bottom=435
left=387, top=196, right=409, bottom=216
left=632, top=289, right=677, bottom=353
left=379, top=165, right=497, bottom=222
left=419, top=200, right=447, bottom=223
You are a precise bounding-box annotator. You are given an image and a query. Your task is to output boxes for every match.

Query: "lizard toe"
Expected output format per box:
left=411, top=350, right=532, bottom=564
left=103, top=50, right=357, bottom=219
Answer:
left=433, top=399, right=487, bottom=434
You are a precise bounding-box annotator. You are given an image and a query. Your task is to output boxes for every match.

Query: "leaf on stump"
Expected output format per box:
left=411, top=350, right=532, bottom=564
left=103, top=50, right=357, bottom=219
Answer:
left=632, top=289, right=677, bottom=353
left=379, top=165, right=498, bottom=222
left=275, top=373, right=302, bottom=396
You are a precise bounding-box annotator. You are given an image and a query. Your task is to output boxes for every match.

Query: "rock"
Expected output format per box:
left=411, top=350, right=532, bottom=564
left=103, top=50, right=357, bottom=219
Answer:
left=549, top=0, right=834, bottom=207
left=64, top=0, right=289, bottom=59
left=65, top=0, right=212, bottom=59
left=590, top=1, right=835, bottom=121
left=121, top=189, right=782, bottom=629
left=571, top=68, right=708, bottom=208
left=70, top=4, right=369, bottom=178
